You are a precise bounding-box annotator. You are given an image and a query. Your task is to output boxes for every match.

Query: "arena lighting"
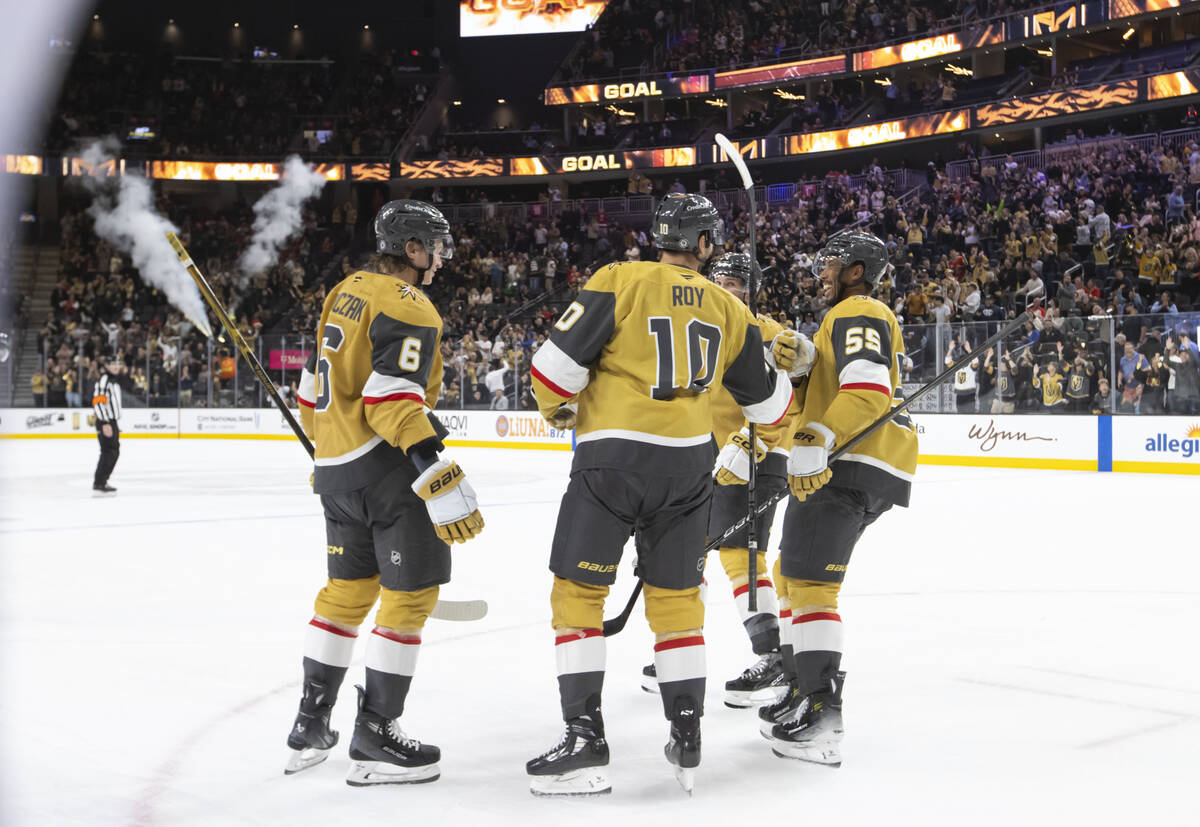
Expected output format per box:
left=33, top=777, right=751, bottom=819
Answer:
left=452, top=100, right=462, bottom=106
left=1123, top=27, right=1136, bottom=39
left=705, top=98, right=728, bottom=107
left=773, top=89, right=804, bottom=100
left=233, top=22, right=240, bottom=28
left=92, top=13, right=98, bottom=20
left=874, top=77, right=892, bottom=86
left=497, top=98, right=506, bottom=103
left=293, top=24, right=299, bottom=29
left=363, top=24, right=370, bottom=30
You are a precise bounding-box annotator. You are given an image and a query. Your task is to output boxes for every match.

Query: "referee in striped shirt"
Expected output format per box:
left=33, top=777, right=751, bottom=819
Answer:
left=92, top=359, right=124, bottom=495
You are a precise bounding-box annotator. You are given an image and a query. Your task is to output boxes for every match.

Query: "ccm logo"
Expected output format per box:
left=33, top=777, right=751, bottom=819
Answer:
left=429, top=465, right=463, bottom=494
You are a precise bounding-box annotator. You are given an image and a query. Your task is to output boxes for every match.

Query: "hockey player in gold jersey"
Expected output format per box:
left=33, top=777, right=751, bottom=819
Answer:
left=758, top=230, right=918, bottom=767
left=525, top=194, right=793, bottom=795
left=639, top=252, right=814, bottom=707
left=285, top=201, right=484, bottom=786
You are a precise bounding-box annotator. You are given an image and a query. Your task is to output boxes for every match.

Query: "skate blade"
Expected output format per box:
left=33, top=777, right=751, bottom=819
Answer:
left=284, top=746, right=332, bottom=775
left=771, top=741, right=842, bottom=767
left=673, top=766, right=695, bottom=795
left=346, top=760, right=440, bottom=786
left=641, top=675, right=660, bottom=695
left=91, top=490, right=117, bottom=497
left=529, top=768, right=611, bottom=797
left=724, top=684, right=788, bottom=709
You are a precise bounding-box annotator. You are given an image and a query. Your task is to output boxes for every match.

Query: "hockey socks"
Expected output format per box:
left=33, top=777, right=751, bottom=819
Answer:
left=363, top=626, right=421, bottom=719
left=301, top=617, right=356, bottom=701
left=792, top=611, right=843, bottom=694
left=653, top=635, right=706, bottom=720
left=732, top=576, right=781, bottom=655
left=555, top=628, right=605, bottom=720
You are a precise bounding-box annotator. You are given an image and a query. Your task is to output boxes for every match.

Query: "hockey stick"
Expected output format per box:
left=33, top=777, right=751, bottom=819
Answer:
left=166, top=232, right=487, bottom=623
left=715, top=132, right=762, bottom=613
left=601, top=311, right=1031, bottom=636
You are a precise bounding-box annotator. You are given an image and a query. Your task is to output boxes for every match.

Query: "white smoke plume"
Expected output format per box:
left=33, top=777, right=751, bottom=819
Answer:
left=80, top=140, right=212, bottom=336
left=239, top=155, right=328, bottom=276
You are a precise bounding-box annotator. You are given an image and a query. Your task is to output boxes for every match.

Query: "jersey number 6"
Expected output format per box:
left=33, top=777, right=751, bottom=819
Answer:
left=315, top=323, right=345, bottom=412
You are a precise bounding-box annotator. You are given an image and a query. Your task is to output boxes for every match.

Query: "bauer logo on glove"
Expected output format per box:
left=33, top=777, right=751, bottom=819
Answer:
left=412, top=459, right=485, bottom=544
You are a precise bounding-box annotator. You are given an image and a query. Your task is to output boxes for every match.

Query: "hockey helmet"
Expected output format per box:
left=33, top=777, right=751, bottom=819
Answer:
left=709, top=252, right=755, bottom=285
left=811, top=230, right=890, bottom=289
left=652, top=193, right=724, bottom=252
left=374, top=200, right=454, bottom=261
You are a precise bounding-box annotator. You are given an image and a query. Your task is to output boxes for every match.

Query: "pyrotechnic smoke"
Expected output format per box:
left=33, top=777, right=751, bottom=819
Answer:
left=80, top=140, right=212, bottom=336
left=239, top=155, right=328, bottom=276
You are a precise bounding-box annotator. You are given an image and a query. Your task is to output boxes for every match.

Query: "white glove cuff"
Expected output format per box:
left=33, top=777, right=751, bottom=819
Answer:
left=808, top=421, right=836, bottom=450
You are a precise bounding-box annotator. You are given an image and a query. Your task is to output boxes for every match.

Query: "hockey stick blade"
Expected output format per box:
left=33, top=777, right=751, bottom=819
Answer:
left=429, top=599, right=489, bottom=622
left=714, top=133, right=753, bottom=190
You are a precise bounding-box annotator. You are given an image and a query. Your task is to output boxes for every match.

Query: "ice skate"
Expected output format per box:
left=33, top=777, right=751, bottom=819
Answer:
left=345, top=686, right=440, bottom=786
left=92, top=484, right=117, bottom=496
left=526, top=712, right=610, bottom=796
left=284, top=678, right=338, bottom=775
left=641, top=663, right=659, bottom=694
left=724, top=651, right=788, bottom=708
left=664, top=695, right=700, bottom=795
left=769, top=673, right=845, bottom=767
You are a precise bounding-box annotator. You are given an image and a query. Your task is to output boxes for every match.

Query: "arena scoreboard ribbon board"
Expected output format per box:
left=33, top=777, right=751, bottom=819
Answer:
left=460, top=0, right=609, bottom=37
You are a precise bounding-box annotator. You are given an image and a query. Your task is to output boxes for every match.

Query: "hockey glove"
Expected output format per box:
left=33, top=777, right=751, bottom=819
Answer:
left=546, top=402, right=577, bottom=431
left=411, top=459, right=485, bottom=544
left=788, top=422, right=835, bottom=501
left=770, top=330, right=817, bottom=379
left=714, top=426, right=767, bottom=486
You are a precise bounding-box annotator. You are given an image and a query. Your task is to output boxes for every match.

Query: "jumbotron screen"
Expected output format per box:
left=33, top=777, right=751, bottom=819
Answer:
left=459, top=0, right=609, bottom=37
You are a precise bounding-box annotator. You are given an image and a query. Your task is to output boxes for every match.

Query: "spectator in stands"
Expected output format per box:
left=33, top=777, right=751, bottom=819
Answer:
left=1166, top=338, right=1200, bottom=413
left=1091, top=377, right=1112, bottom=414
left=1118, top=341, right=1150, bottom=412
left=31, top=366, right=46, bottom=407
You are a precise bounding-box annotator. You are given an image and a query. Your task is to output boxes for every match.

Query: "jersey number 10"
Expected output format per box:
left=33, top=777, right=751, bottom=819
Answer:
left=647, top=316, right=723, bottom=400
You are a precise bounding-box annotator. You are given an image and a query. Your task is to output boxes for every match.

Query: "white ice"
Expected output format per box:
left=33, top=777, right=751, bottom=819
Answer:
left=0, top=440, right=1196, bottom=827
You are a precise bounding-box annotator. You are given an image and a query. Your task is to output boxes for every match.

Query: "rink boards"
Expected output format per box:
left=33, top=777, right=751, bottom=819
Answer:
left=0, top=408, right=1195, bottom=474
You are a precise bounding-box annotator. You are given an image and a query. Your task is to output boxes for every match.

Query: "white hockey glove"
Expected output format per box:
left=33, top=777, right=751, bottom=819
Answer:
left=411, top=459, right=485, bottom=544
left=771, top=329, right=817, bottom=379
left=714, top=427, right=767, bottom=486
left=787, top=422, right=835, bottom=501
left=546, top=402, right=577, bottom=430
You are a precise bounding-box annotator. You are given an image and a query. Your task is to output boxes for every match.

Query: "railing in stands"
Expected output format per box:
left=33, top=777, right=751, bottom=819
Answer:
left=433, top=169, right=922, bottom=223
left=943, top=126, right=1200, bottom=181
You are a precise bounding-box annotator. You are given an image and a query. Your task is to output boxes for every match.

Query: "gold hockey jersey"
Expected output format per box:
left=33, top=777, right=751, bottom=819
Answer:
left=798, top=295, right=918, bottom=506
left=531, top=260, right=793, bottom=476
left=298, top=270, right=444, bottom=493
left=711, top=312, right=793, bottom=456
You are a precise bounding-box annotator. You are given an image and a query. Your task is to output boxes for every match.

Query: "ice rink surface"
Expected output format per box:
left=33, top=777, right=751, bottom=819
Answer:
left=0, top=439, right=1196, bottom=827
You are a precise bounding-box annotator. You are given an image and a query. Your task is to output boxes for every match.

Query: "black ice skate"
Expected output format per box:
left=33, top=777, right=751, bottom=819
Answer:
left=346, top=686, right=440, bottom=786
left=526, top=711, right=610, bottom=796
left=284, top=678, right=338, bottom=775
left=92, top=484, right=117, bottom=496
left=769, top=673, right=845, bottom=767
left=641, top=663, right=659, bottom=694
left=757, top=670, right=845, bottom=740
left=664, top=695, right=701, bottom=794
left=724, top=651, right=788, bottom=709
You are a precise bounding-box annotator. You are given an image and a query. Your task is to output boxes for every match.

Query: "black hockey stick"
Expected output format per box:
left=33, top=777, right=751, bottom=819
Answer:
left=714, top=132, right=763, bottom=613
left=601, top=311, right=1031, bottom=636
left=167, top=232, right=488, bottom=623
